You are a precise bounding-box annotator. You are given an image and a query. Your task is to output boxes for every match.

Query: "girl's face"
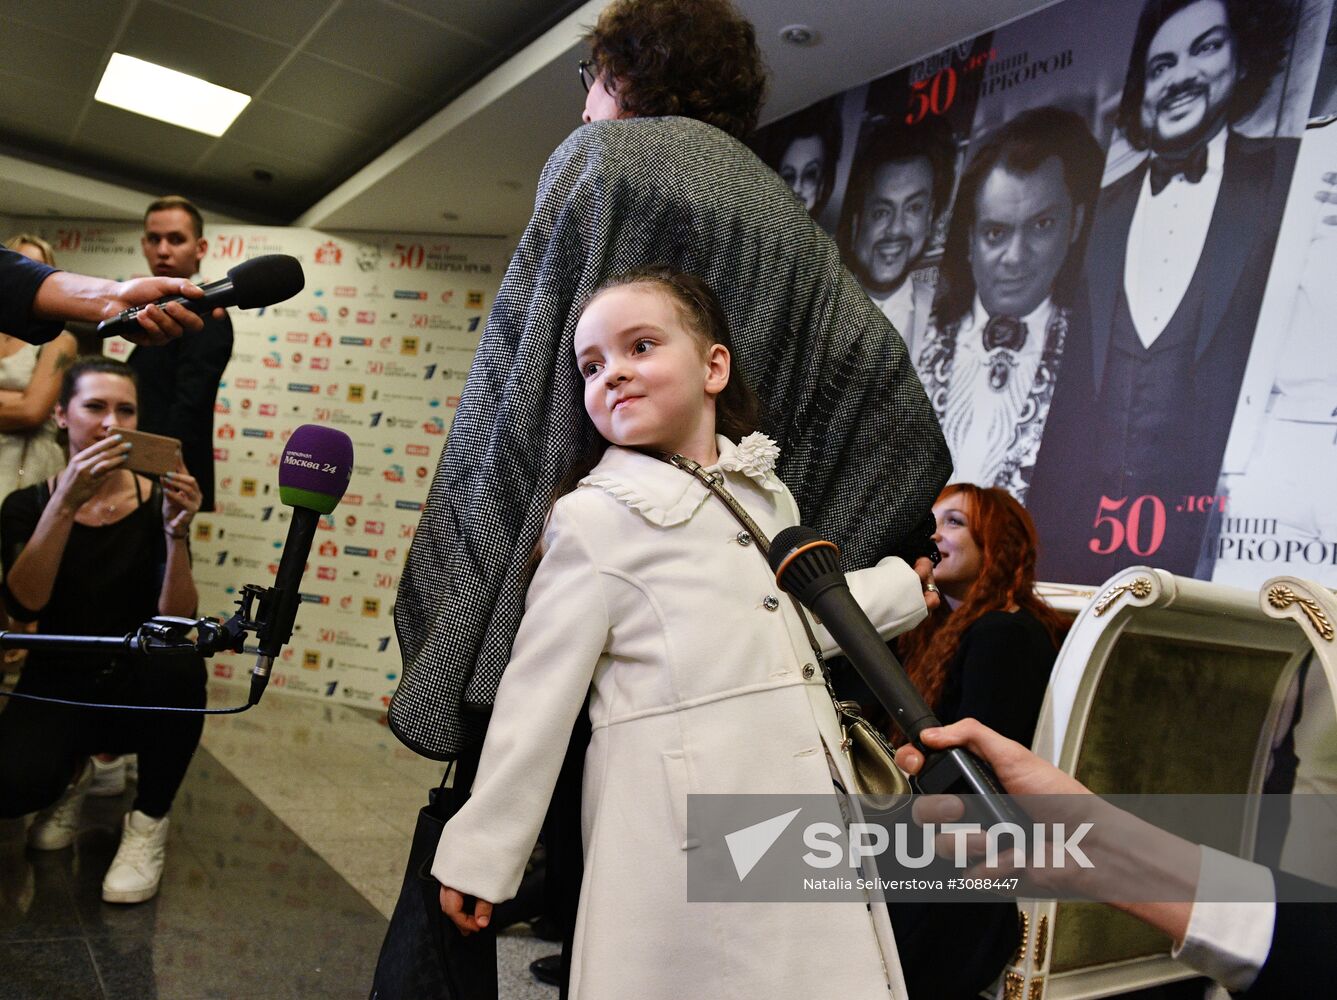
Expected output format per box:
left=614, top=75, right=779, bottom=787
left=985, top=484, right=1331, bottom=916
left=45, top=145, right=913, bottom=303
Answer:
left=57, top=372, right=138, bottom=454
left=931, top=492, right=983, bottom=602
left=574, top=284, right=729, bottom=462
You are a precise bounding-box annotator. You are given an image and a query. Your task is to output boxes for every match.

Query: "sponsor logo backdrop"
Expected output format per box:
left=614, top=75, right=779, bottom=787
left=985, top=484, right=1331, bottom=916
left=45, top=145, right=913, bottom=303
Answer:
left=19, top=221, right=508, bottom=709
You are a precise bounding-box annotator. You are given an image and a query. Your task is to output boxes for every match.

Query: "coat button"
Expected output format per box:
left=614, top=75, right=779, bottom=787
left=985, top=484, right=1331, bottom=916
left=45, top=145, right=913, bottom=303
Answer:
left=736, top=530, right=752, bottom=546
left=762, top=595, right=780, bottom=611
left=801, top=663, right=815, bottom=679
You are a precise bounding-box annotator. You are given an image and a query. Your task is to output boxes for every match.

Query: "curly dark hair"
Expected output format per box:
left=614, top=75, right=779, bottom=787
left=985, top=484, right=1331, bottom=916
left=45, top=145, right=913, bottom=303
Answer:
left=586, top=0, right=768, bottom=139
left=1117, top=0, right=1296, bottom=151
left=933, top=106, right=1102, bottom=328
left=835, top=114, right=957, bottom=277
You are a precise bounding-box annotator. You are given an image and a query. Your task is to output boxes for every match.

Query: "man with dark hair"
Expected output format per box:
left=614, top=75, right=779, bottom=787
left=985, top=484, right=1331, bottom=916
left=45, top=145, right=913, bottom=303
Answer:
left=839, top=115, right=957, bottom=358
left=1027, top=0, right=1300, bottom=581
left=917, top=107, right=1102, bottom=501
left=129, top=195, right=233, bottom=511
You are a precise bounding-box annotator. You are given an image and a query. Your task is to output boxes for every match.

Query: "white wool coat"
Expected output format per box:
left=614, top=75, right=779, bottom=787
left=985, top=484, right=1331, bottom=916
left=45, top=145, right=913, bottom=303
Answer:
left=433, top=437, right=928, bottom=1000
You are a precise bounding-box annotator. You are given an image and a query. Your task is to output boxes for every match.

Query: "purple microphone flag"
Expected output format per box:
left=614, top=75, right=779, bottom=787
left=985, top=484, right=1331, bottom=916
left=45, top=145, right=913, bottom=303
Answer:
left=278, top=424, right=354, bottom=514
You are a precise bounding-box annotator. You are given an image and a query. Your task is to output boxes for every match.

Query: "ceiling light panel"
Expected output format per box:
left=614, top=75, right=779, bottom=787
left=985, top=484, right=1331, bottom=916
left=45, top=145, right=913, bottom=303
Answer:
left=95, top=53, right=251, bottom=137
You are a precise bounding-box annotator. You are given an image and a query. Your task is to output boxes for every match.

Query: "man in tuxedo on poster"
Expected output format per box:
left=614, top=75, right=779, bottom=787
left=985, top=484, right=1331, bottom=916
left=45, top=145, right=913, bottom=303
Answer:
left=838, top=116, right=957, bottom=360
left=1027, top=0, right=1300, bottom=582
left=915, top=107, right=1101, bottom=503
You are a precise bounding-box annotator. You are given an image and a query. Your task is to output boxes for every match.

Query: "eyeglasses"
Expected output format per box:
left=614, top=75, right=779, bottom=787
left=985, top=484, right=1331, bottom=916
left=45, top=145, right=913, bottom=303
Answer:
left=578, top=59, right=597, bottom=93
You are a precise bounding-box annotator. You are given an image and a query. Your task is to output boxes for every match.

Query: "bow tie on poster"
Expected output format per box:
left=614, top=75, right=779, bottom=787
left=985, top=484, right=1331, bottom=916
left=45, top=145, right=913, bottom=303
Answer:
left=1149, top=144, right=1208, bottom=195
left=981, top=314, right=1027, bottom=353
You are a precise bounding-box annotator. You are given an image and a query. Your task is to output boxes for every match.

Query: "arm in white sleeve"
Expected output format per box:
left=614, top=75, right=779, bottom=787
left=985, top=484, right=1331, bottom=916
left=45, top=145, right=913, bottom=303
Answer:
left=1172, top=846, right=1275, bottom=992
left=431, top=501, right=610, bottom=904
left=776, top=485, right=928, bottom=655
left=807, top=556, right=927, bottom=657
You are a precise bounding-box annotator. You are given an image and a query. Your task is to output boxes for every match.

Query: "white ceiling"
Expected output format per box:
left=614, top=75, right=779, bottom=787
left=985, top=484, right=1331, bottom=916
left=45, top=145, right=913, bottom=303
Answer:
left=4, top=0, right=1060, bottom=237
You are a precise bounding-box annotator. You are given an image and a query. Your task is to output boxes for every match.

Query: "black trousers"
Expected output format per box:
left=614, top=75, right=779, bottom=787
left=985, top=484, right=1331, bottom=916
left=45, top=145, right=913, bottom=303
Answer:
left=0, top=653, right=206, bottom=819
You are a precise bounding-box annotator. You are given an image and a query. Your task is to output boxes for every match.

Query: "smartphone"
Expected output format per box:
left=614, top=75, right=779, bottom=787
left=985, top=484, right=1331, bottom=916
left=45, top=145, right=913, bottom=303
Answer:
left=117, top=428, right=183, bottom=477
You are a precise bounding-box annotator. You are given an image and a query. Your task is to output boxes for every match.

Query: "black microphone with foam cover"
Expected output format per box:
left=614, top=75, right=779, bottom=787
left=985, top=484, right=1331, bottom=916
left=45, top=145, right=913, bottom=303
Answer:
left=769, top=525, right=1025, bottom=826
left=96, top=253, right=305, bottom=338
left=248, top=424, right=353, bottom=705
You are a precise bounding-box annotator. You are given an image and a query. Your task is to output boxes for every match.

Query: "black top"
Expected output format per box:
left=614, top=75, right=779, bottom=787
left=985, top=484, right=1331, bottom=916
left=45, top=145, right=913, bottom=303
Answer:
left=891, top=608, right=1060, bottom=1000
left=0, top=248, right=62, bottom=344
left=936, top=607, right=1058, bottom=747
left=1244, top=874, right=1337, bottom=997
left=128, top=310, right=233, bottom=512
left=0, top=476, right=166, bottom=674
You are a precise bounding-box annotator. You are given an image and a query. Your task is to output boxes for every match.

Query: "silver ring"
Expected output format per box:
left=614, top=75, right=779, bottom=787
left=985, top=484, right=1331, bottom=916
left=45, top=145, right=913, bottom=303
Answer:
left=925, top=582, right=939, bottom=594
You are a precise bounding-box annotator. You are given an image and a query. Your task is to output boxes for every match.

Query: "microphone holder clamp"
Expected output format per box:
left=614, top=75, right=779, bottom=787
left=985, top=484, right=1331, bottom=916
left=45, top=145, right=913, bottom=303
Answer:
left=0, top=578, right=291, bottom=708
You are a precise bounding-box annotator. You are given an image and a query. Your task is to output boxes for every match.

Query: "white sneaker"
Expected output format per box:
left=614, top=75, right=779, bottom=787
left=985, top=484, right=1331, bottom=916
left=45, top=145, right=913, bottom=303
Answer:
left=102, top=810, right=170, bottom=904
left=89, top=755, right=127, bottom=797
left=27, top=761, right=93, bottom=850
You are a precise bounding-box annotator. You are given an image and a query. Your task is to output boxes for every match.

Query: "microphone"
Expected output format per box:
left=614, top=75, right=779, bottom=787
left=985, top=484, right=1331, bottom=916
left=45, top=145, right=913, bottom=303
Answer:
left=769, top=525, right=1024, bottom=826
left=249, top=425, right=354, bottom=705
left=96, top=254, right=305, bottom=338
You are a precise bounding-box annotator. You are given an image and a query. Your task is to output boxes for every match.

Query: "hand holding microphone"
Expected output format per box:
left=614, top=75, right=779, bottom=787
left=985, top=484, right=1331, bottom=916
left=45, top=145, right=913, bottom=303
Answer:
left=96, top=254, right=305, bottom=341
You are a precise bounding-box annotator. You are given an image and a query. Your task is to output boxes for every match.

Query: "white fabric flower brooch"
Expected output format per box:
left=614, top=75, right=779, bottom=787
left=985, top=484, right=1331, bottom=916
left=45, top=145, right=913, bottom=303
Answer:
left=721, top=431, right=780, bottom=479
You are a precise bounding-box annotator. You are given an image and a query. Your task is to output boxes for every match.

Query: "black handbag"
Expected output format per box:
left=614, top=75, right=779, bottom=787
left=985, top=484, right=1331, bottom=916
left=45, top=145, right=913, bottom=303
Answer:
left=369, top=751, right=498, bottom=1000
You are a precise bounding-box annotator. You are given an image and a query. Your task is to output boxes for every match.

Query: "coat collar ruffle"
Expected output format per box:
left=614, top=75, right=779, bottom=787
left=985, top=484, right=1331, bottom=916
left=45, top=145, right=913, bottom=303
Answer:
left=579, top=432, right=783, bottom=527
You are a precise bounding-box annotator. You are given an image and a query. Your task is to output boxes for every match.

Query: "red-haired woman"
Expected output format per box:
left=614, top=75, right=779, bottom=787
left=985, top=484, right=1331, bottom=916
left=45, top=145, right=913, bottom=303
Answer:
left=890, top=483, right=1068, bottom=1000
left=900, top=483, right=1068, bottom=746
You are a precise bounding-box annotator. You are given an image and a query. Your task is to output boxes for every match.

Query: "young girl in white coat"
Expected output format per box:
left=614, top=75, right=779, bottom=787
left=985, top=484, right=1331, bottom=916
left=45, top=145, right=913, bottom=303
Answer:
left=434, top=268, right=931, bottom=999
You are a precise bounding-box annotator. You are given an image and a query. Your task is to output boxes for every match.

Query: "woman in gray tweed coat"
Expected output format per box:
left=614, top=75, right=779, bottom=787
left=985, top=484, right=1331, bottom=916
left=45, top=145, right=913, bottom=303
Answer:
left=392, top=0, right=950, bottom=762
left=384, top=0, right=950, bottom=993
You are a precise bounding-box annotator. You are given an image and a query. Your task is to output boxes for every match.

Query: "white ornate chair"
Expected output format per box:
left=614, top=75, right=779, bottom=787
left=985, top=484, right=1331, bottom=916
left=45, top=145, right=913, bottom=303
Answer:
left=1259, top=576, right=1337, bottom=886
left=1002, top=567, right=1318, bottom=999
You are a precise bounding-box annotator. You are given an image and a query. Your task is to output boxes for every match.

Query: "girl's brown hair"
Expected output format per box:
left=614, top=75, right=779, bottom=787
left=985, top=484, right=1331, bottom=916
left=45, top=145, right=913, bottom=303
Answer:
left=556, top=266, right=760, bottom=499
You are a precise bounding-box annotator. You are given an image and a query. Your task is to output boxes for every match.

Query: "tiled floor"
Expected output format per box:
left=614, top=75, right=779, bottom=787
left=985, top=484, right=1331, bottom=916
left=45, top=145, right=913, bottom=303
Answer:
left=0, top=681, right=558, bottom=999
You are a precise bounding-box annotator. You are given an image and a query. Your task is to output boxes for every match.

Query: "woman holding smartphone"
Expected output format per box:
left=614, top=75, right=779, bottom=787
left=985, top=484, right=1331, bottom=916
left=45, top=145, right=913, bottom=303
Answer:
left=0, top=356, right=203, bottom=905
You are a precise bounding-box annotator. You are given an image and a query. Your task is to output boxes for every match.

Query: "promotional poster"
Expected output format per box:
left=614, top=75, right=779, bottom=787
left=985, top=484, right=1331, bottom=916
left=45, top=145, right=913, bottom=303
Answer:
left=752, top=0, right=1336, bottom=589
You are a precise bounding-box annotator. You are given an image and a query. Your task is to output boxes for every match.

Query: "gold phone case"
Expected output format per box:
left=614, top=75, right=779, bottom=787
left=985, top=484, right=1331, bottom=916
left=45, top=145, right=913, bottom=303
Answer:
left=117, top=428, right=183, bottom=477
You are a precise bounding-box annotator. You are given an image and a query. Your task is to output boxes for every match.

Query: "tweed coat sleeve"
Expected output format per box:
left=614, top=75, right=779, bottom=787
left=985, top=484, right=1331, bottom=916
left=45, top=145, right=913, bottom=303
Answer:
left=390, top=116, right=950, bottom=758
